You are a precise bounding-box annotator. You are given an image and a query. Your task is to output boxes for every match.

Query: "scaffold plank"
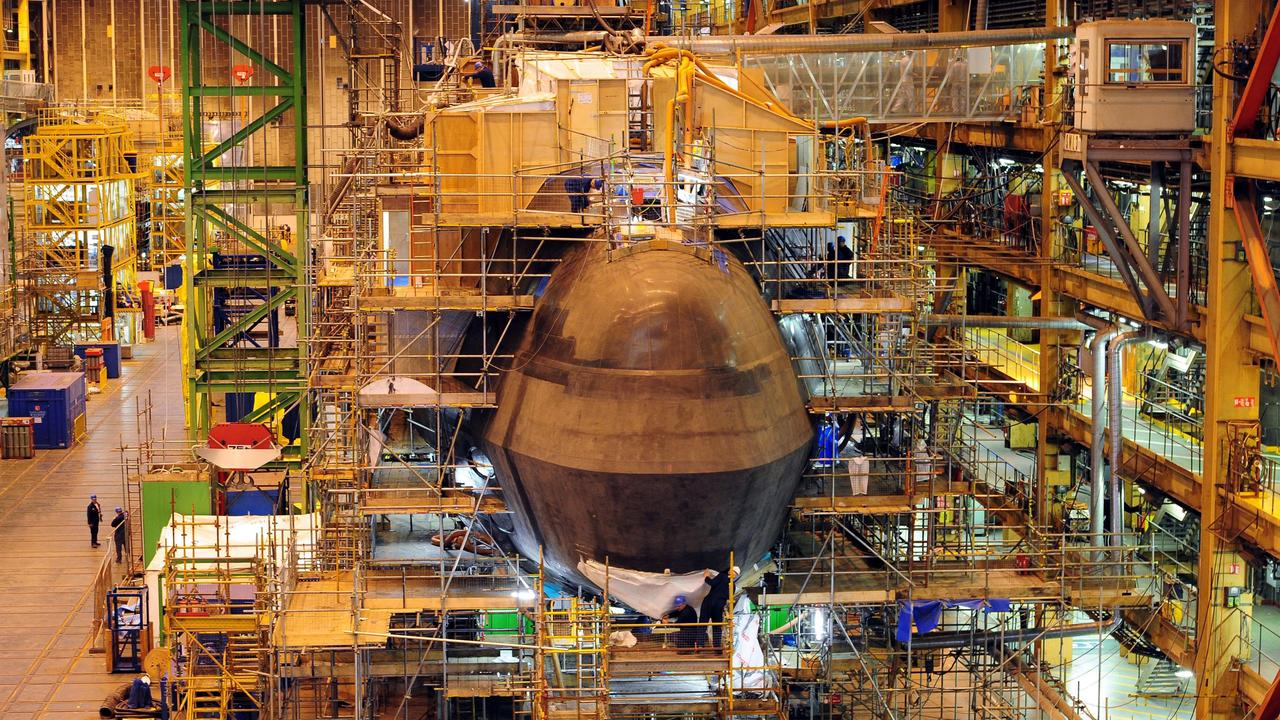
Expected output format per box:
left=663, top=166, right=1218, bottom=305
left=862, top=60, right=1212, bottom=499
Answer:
left=277, top=572, right=537, bottom=650
left=762, top=588, right=894, bottom=605
left=902, top=572, right=1061, bottom=601
left=360, top=290, right=537, bottom=312
left=357, top=390, right=495, bottom=408
left=772, top=295, right=913, bottom=314
left=359, top=491, right=508, bottom=515
left=791, top=494, right=915, bottom=514
left=491, top=4, right=641, bottom=15
left=807, top=395, right=915, bottom=413
left=715, top=210, right=837, bottom=228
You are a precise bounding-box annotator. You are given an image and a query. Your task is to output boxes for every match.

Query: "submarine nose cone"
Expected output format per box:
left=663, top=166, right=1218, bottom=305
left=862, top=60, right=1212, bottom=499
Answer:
left=482, top=241, right=813, bottom=581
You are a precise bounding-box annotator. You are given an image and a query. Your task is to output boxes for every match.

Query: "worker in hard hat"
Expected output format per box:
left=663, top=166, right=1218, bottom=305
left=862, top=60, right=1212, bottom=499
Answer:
left=701, top=566, right=740, bottom=650
left=471, top=61, right=495, bottom=88
left=662, top=595, right=700, bottom=649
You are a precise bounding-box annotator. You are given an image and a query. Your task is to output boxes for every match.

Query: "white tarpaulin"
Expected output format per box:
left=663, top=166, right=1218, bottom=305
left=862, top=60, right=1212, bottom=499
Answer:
left=144, top=513, right=319, bottom=646
left=732, top=595, right=768, bottom=689
left=578, top=560, right=709, bottom=619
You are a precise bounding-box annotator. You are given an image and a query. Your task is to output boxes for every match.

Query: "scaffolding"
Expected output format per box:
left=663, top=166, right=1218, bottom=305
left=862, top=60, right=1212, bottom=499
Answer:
left=21, top=113, right=138, bottom=346
left=119, top=5, right=1195, bottom=717
left=147, top=143, right=184, bottom=270
left=162, top=513, right=274, bottom=720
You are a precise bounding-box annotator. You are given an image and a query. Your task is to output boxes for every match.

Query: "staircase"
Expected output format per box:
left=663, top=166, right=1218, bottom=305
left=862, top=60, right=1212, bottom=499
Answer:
left=185, top=677, right=229, bottom=719
left=226, top=630, right=263, bottom=686
left=1137, top=657, right=1191, bottom=697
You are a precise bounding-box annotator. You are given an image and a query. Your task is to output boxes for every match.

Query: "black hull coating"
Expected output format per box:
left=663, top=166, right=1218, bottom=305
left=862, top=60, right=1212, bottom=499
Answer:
left=481, top=240, right=813, bottom=585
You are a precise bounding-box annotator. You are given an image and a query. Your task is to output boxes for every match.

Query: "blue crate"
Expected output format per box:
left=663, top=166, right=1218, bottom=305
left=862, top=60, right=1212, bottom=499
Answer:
left=74, top=342, right=122, bottom=378
left=7, top=372, right=86, bottom=449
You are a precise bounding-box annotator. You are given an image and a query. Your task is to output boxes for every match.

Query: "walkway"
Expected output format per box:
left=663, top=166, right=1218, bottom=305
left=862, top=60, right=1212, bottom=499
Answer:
left=1068, top=398, right=1201, bottom=476
left=0, top=326, right=183, bottom=720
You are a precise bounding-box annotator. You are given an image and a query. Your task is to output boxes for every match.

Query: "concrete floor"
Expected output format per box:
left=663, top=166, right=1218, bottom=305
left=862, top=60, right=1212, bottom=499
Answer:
left=1066, top=635, right=1194, bottom=720
left=0, top=326, right=183, bottom=719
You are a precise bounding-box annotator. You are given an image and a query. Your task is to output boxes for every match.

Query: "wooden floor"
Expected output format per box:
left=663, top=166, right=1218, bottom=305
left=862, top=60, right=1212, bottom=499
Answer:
left=0, top=326, right=184, bottom=719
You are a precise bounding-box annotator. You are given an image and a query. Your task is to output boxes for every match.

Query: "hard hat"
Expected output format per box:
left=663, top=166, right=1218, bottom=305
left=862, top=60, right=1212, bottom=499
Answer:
left=673, top=595, right=686, bottom=606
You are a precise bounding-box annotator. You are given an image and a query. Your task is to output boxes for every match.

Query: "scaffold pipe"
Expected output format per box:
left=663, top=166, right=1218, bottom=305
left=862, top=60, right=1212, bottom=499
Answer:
left=905, top=616, right=1117, bottom=649
left=922, top=315, right=1089, bottom=330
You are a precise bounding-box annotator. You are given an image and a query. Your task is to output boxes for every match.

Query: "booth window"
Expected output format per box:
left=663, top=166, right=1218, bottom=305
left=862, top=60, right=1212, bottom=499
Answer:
left=1106, top=40, right=1186, bottom=84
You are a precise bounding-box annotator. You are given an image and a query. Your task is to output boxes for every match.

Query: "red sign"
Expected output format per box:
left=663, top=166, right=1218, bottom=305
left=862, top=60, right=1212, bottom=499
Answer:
left=232, top=64, right=255, bottom=83
left=147, top=65, right=171, bottom=84
left=828, top=694, right=842, bottom=705
left=1234, top=396, right=1257, bottom=408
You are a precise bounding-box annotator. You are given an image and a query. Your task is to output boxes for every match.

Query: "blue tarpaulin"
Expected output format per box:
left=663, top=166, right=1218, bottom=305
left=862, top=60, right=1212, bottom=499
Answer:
left=814, top=421, right=839, bottom=466
left=895, top=599, right=1013, bottom=642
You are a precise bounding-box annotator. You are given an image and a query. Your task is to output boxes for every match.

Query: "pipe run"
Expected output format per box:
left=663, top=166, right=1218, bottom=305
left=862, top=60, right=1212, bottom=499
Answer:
left=1089, top=324, right=1122, bottom=549
left=1107, top=331, right=1146, bottom=545
left=644, top=26, right=1075, bottom=55
left=497, top=26, right=1076, bottom=56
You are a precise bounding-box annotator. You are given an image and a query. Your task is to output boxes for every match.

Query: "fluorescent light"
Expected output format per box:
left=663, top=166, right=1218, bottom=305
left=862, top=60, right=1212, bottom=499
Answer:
left=1175, top=669, right=1194, bottom=679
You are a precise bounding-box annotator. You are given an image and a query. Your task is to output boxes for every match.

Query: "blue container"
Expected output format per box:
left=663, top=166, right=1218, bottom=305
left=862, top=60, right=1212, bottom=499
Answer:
left=163, top=264, right=183, bottom=291
left=225, top=392, right=255, bottom=423
left=7, top=372, right=87, bottom=449
left=74, top=342, right=122, bottom=378
left=226, top=488, right=280, bottom=516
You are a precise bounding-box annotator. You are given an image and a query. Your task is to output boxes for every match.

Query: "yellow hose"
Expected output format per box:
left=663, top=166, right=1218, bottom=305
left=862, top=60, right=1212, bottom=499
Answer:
left=678, top=57, right=695, bottom=159
left=665, top=96, right=678, bottom=223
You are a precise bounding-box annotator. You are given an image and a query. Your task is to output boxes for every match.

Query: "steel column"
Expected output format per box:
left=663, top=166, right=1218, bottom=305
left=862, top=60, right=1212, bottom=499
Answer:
left=181, top=0, right=309, bottom=465
left=1147, top=161, right=1163, bottom=270
left=1176, top=161, right=1192, bottom=328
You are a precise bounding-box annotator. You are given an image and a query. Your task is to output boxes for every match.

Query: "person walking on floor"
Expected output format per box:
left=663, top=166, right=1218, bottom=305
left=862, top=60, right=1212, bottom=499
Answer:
left=701, top=565, right=739, bottom=650
left=111, top=507, right=128, bottom=563
left=87, top=495, right=102, bottom=547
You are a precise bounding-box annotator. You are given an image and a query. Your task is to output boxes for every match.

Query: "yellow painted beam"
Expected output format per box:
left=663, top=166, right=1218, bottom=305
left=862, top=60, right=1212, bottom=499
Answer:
left=1198, top=0, right=1269, bottom=712
left=1230, top=137, right=1280, bottom=182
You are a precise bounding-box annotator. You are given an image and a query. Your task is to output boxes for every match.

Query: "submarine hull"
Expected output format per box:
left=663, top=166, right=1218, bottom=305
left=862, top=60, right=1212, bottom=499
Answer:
left=481, top=240, right=813, bottom=583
